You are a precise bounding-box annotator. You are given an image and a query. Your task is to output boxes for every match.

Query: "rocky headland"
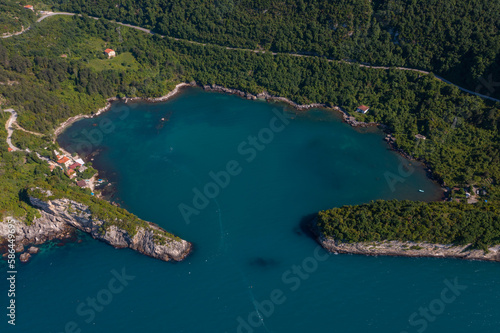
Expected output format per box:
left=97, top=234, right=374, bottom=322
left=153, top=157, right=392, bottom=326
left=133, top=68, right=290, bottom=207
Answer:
left=0, top=190, right=192, bottom=262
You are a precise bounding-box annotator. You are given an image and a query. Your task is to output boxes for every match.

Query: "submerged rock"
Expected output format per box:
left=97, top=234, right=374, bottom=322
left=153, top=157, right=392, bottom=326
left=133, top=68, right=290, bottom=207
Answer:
left=28, top=246, right=39, bottom=254
left=20, top=252, right=31, bottom=263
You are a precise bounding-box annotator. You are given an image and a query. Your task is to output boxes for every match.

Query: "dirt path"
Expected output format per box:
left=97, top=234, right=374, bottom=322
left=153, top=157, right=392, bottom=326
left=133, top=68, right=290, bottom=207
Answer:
left=13, top=122, right=43, bottom=136
left=0, top=25, right=26, bottom=39
left=3, top=109, right=20, bottom=151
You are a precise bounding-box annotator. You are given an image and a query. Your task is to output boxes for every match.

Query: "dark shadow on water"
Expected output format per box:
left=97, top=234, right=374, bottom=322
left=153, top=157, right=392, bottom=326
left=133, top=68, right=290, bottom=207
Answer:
left=294, top=213, right=318, bottom=240
left=248, top=257, right=280, bottom=269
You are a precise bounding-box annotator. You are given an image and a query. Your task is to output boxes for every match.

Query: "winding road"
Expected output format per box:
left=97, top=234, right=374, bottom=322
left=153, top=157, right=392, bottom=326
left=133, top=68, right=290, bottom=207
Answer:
left=0, top=26, right=27, bottom=39
left=2, top=107, right=43, bottom=151
left=3, top=108, right=20, bottom=151
left=2, top=11, right=500, bottom=104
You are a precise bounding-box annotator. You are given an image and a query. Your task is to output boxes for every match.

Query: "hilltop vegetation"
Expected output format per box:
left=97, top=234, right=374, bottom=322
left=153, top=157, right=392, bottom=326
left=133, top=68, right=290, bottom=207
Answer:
left=51, top=0, right=500, bottom=99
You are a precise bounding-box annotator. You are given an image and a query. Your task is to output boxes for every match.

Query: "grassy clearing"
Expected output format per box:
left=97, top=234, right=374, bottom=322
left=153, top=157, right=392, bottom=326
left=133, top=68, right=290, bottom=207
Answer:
left=88, top=52, right=140, bottom=71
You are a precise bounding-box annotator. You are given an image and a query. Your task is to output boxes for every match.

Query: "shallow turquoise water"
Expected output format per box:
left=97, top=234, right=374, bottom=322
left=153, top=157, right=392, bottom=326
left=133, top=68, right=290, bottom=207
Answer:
left=3, top=88, right=499, bottom=332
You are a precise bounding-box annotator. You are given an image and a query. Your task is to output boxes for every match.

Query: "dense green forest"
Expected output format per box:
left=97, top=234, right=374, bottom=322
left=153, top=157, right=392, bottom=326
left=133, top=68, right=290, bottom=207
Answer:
left=51, top=0, right=500, bottom=99
left=0, top=14, right=498, bottom=246
left=318, top=200, right=500, bottom=250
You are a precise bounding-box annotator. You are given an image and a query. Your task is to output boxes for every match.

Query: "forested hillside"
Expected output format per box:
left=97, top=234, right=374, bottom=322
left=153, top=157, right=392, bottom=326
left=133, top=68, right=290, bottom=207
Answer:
left=51, top=0, right=500, bottom=99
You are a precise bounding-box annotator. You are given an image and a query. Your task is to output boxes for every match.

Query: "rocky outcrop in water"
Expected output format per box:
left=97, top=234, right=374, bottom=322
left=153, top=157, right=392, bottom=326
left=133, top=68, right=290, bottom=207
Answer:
left=342, top=113, right=382, bottom=128
left=0, top=192, right=192, bottom=262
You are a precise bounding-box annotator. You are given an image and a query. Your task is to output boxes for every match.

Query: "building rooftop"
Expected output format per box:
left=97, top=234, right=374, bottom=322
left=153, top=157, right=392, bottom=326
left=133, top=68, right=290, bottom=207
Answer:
left=69, top=162, right=81, bottom=170
left=57, top=156, right=70, bottom=164
left=357, top=105, right=369, bottom=112
left=75, top=158, right=85, bottom=165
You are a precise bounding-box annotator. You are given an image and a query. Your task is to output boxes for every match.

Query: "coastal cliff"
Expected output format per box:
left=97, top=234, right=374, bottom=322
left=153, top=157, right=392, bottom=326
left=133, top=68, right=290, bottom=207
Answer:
left=317, top=230, right=500, bottom=263
left=0, top=190, right=192, bottom=262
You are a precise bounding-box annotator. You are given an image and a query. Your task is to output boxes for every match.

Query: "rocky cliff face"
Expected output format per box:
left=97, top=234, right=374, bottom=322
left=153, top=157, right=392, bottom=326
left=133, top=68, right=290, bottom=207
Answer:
left=0, top=194, right=192, bottom=262
left=318, top=234, right=500, bottom=262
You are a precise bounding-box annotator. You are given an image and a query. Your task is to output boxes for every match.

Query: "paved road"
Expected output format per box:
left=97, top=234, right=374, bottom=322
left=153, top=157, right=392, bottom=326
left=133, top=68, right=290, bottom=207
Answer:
left=3, top=109, right=20, bottom=151
left=36, top=12, right=75, bottom=22
left=3, top=12, right=500, bottom=104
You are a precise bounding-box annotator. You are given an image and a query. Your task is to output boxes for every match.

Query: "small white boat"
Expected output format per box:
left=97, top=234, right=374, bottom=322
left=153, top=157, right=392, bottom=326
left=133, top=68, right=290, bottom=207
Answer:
left=418, top=189, right=424, bottom=193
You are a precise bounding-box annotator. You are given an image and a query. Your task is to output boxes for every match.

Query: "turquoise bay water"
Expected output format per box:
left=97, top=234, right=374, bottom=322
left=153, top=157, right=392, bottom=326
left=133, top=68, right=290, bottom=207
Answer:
left=3, top=88, right=499, bottom=332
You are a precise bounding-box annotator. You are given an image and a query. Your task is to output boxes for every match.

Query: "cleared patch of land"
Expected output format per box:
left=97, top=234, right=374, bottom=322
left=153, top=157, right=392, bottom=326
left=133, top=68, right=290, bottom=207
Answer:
left=88, top=52, right=140, bottom=71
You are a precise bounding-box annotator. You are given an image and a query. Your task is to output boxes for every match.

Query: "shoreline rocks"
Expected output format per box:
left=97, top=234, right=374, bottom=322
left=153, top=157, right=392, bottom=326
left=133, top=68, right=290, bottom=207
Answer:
left=311, top=221, right=500, bottom=263
left=319, top=236, right=500, bottom=262
left=200, top=84, right=389, bottom=130
left=201, top=84, right=331, bottom=111
left=0, top=191, right=192, bottom=262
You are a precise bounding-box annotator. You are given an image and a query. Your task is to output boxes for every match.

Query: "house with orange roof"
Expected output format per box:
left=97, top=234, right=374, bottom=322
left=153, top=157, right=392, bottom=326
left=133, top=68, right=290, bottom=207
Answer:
left=104, top=48, right=116, bottom=58
left=7, top=147, right=13, bottom=152
left=23, top=5, right=34, bottom=11
left=57, top=156, right=72, bottom=168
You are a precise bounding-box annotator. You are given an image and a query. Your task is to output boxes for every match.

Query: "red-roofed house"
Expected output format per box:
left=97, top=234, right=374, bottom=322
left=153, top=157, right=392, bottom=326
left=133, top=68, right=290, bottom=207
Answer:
left=104, top=49, right=116, bottom=58
left=7, top=147, right=13, bottom=152
left=23, top=5, right=34, bottom=11
left=356, top=105, right=370, bottom=114
left=57, top=156, right=72, bottom=168
left=69, top=162, right=81, bottom=170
